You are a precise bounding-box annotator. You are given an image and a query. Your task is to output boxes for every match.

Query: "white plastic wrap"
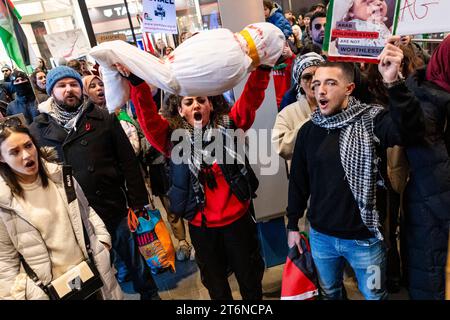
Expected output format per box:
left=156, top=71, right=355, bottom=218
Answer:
left=89, top=22, right=284, bottom=112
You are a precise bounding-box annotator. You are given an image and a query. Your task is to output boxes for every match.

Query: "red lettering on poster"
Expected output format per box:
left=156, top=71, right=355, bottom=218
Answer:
left=400, top=0, right=440, bottom=21
left=332, top=30, right=379, bottom=39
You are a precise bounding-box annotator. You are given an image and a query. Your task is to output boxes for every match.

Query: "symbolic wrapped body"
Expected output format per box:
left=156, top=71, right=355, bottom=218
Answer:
left=89, top=22, right=285, bottom=112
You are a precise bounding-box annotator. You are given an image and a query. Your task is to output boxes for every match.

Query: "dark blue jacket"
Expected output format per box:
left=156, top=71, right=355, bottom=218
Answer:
left=266, top=4, right=292, bottom=38
left=279, top=86, right=297, bottom=112
left=400, top=68, right=450, bottom=300
left=6, top=95, right=39, bottom=124
left=167, top=161, right=198, bottom=221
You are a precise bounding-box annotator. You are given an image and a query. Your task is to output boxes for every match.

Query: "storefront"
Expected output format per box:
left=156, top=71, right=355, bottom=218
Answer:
left=83, top=0, right=222, bottom=54
left=1, top=0, right=224, bottom=71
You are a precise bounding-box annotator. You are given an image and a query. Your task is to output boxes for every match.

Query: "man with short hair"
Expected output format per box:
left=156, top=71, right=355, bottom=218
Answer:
left=1, top=65, right=12, bottom=82
left=29, top=66, right=160, bottom=300
left=6, top=71, right=39, bottom=124
left=286, top=38, right=424, bottom=299
left=309, top=11, right=327, bottom=50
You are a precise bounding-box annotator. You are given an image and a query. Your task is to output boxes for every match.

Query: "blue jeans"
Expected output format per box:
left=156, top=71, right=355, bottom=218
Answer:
left=309, top=227, right=387, bottom=300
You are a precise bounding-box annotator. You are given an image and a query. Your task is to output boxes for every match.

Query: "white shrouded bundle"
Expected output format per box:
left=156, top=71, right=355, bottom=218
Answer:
left=89, top=22, right=285, bottom=112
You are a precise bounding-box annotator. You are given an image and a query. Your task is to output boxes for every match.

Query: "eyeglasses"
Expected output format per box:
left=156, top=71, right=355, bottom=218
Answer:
left=0, top=117, right=24, bottom=134
left=314, top=23, right=326, bottom=30
left=300, top=74, right=314, bottom=82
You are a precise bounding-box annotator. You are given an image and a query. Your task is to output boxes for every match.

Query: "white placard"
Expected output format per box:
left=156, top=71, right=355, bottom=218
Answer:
left=44, top=29, right=91, bottom=60
left=142, top=0, right=177, bottom=34
left=324, top=0, right=399, bottom=63
left=396, top=0, right=450, bottom=35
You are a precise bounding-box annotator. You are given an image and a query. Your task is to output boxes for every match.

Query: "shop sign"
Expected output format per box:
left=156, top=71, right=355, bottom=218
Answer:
left=96, top=33, right=127, bottom=43
left=89, top=3, right=141, bottom=24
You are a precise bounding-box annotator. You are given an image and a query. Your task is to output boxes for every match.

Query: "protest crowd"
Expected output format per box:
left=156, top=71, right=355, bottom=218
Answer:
left=0, top=0, right=449, bottom=302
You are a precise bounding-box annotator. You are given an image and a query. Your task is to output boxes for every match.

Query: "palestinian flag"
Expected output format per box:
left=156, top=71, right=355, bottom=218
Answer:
left=281, top=233, right=319, bottom=300
left=0, top=0, right=30, bottom=71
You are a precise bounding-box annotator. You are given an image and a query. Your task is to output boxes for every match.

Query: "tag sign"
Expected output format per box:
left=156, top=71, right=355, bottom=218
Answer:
left=142, top=0, right=178, bottom=34
left=396, top=0, right=450, bottom=35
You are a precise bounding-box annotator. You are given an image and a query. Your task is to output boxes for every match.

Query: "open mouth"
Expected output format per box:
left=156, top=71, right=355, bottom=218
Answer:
left=193, top=112, right=202, bottom=122
left=25, top=160, right=36, bottom=169
left=319, top=98, right=329, bottom=109
left=98, top=92, right=105, bottom=98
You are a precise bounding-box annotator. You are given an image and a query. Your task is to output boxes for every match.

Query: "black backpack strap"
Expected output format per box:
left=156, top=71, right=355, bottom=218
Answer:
left=61, top=165, right=94, bottom=257
left=19, top=254, right=50, bottom=296
left=18, top=166, right=96, bottom=298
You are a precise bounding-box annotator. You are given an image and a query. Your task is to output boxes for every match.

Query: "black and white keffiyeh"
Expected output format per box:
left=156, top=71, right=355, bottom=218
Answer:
left=49, top=98, right=84, bottom=131
left=311, top=97, right=384, bottom=240
left=181, top=115, right=247, bottom=208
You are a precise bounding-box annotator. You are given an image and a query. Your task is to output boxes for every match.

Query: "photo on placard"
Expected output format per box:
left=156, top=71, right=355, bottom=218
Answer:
left=323, top=0, right=401, bottom=63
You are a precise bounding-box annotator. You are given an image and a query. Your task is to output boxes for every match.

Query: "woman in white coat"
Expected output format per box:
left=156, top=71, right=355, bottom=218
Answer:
left=0, top=117, right=123, bottom=300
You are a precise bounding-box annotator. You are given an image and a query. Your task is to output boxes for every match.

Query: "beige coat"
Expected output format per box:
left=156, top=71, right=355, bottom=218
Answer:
left=272, top=96, right=313, bottom=171
left=0, top=162, right=123, bottom=300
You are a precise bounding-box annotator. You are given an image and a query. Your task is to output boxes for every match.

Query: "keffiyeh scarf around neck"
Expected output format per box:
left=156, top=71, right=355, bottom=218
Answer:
left=311, top=97, right=384, bottom=240
left=49, top=98, right=84, bottom=131
left=180, top=115, right=247, bottom=208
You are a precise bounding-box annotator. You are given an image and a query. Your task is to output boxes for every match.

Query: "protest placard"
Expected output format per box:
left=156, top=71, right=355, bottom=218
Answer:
left=142, top=0, right=177, bottom=34
left=396, top=0, right=450, bottom=35
left=44, top=29, right=91, bottom=61
left=323, top=0, right=401, bottom=63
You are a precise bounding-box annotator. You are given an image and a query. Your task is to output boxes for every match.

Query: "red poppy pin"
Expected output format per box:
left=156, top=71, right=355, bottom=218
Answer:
left=85, top=122, right=92, bottom=131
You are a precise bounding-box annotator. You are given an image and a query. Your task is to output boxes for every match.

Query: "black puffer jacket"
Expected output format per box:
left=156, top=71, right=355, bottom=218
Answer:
left=400, top=68, right=450, bottom=300
left=29, top=100, right=149, bottom=232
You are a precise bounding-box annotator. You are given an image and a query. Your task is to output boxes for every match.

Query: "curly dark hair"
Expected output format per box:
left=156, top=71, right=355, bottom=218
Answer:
left=160, top=94, right=231, bottom=129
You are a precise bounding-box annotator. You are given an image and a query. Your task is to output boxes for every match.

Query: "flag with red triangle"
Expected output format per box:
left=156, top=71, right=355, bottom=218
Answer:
left=281, top=233, right=320, bottom=300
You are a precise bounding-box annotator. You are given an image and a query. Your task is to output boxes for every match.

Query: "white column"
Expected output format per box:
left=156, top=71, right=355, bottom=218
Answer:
left=218, top=0, right=289, bottom=221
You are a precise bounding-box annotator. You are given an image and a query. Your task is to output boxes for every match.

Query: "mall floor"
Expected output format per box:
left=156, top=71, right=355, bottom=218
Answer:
left=120, top=197, right=410, bottom=300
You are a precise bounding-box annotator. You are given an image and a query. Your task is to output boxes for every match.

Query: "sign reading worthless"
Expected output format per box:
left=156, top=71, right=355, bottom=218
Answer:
left=142, top=0, right=177, bottom=34
left=323, top=0, right=401, bottom=63
left=396, top=0, right=450, bottom=35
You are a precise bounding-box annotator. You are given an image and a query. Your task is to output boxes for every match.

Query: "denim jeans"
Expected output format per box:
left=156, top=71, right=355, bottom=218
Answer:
left=309, top=227, right=387, bottom=300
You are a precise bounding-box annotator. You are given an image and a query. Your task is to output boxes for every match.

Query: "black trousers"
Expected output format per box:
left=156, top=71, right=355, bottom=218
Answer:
left=189, top=212, right=265, bottom=300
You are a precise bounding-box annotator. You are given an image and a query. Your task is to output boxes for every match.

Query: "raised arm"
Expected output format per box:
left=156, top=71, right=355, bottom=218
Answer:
left=377, top=36, right=425, bottom=147
left=128, top=76, right=171, bottom=157
left=229, top=67, right=271, bottom=131
left=114, top=63, right=171, bottom=156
